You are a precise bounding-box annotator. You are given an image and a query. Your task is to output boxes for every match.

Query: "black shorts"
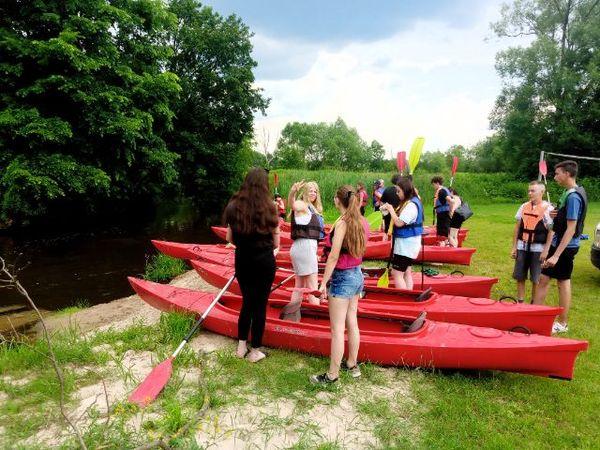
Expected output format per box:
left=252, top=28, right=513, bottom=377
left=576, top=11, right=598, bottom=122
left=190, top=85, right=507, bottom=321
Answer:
left=449, top=214, right=464, bottom=229
left=541, top=246, right=579, bottom=281
left=391, top=254, right=415, bottom=272
left=512, top=250, right=542, bottom=283
left=436, top=211, right=450, bottom=237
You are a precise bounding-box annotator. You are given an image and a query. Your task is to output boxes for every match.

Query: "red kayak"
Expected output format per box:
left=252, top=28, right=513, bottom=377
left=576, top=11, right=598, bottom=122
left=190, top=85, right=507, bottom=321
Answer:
left=128, top=277, right=588, bottom=380
left=210, top=226, right=476, bottom=265
left=191, top=259, right=560, bottom=336
left=279, top=221, right=468, bottom=246
left=151, top=240, right=496, bottom=297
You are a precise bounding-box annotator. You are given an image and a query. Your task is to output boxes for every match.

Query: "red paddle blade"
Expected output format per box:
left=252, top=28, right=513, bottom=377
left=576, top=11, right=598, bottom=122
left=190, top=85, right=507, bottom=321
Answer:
left=451, top=156, right=459, bottom=175
left=397, top=151, right=406, bottom=172
left=539, top=160, right=547, bottom=176
left=128, top=357, right=174, bottom=407
left=274, top=172, right=279, bottom=187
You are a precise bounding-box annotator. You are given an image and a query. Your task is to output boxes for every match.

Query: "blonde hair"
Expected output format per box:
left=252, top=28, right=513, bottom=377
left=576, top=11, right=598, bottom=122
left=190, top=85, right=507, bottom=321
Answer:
left=335, top=185, right=366, bottom=258
left=300, top=181, right=323, bottom=214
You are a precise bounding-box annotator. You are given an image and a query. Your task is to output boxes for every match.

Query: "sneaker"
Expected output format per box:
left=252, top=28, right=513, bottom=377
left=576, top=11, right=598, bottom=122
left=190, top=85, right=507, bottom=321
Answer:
left=552, top=322, right=569, bottom=334
left=342, top=360, right=362, bottom=378
left=310, top=373, right=338, bottom=384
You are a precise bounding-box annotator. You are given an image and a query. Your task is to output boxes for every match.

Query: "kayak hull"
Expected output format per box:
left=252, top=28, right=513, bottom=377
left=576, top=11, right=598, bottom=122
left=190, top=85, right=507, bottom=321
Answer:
left=128, top=277, right=588, bottom=380
left=151, top=240, right=496, bottom=297
left=211, top=226, right=476, bottom=265
left=191, top=260, right=559, bottom=336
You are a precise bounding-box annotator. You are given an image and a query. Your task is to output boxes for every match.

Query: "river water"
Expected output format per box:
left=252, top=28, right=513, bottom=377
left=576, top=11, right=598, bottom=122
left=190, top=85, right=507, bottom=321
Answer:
left=0, top=201, right=218, bottom=312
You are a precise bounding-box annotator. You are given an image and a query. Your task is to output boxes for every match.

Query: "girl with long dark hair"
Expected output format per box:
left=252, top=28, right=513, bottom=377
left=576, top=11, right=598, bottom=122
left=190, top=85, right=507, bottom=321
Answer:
left=311, top=185, right=369, bottom=384
left=223, top=168, right=280, bottom=362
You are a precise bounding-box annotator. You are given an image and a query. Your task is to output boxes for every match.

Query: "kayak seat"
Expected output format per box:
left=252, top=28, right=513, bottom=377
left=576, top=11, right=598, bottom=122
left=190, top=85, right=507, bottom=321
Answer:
left=406, top=311, right=427, bottom=333
left=415, top=288, right=433, bottom=302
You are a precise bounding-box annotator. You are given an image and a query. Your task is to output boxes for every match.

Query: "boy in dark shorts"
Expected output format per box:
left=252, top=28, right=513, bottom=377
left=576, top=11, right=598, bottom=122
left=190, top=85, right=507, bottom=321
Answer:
left=511, top=181, right=553, bottom=303
left=431, top=176, right=451, bottom=238
left=533, top=161, right=587, bottom=333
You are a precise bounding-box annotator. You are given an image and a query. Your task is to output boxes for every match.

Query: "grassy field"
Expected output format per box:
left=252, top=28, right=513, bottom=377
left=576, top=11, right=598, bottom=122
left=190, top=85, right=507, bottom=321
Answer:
left=0, top=202, right=598, bottom=448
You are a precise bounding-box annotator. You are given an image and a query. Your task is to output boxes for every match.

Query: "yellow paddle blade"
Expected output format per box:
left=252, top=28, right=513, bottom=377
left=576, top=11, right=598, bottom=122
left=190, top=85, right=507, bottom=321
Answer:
left=377, top=268, right=390, bottom=288
left=366, top=211, right=382, bottom=231
left=408, top=137, right=425, bottom=174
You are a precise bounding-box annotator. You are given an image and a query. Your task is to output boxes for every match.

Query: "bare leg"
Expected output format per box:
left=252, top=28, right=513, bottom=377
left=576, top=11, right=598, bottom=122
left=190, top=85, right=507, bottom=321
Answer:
left=557, top=279, right=571, bottom=324
left=531, top=282, right=538, bottom=303
left=306, top=272, right=320, bottom=305
left=516, top=280, right=526, bottom=302
left=448, top=228, right=459, bottom=247
left=345, top=295, right=360, bottom=367
left=532, top=274, right=551, bottom=305
left=391, top=268, right=407, bottom=290
left=327, top=296, right=350, bottom=379
left=289, top=274, right=303, bottom=307
left=404, top=266, right=413, bottom=290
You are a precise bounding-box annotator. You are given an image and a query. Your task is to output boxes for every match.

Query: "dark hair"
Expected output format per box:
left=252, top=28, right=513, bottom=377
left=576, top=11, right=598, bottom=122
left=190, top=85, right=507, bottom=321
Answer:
left=449, top=187, right=459, bottom=196
left=335, top=185, right=365, bottom=258
left=554, top=160, right=578, bottom=177
left=396, top=177, right=416, bottom=202
left=274, top=193, right=282, bottom=199
left=431, top=176, right=444, bottom=184
left=391, top=173, right=402, bottom=185
left=223, top=168, right=278, bottom=234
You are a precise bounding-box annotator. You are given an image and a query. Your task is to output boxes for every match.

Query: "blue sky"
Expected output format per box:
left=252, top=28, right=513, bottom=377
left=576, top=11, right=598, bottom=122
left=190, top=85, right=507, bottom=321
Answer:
left=203, top=0, right=514, bottom=154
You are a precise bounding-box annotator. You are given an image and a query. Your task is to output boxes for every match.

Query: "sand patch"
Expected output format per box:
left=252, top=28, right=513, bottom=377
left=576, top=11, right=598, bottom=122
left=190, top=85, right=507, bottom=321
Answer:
left=38, top=270, right=217, bottom=335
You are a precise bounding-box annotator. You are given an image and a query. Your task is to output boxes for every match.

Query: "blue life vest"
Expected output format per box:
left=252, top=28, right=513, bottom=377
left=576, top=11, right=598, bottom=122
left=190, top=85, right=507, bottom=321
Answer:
left=393, top=196, right=424, bottom=238
left=434, top=186, right=450, bottom=213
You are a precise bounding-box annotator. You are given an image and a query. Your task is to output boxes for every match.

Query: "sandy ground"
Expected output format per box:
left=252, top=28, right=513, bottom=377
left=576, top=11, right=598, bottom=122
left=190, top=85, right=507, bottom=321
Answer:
left=4, top=270, right=417, bottom=448
left=38, top=270, right=217, bottom=335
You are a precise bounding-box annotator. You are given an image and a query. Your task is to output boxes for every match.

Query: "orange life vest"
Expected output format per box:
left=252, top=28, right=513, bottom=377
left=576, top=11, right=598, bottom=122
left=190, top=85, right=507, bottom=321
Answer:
left=518, top=202, right=549, bottom=248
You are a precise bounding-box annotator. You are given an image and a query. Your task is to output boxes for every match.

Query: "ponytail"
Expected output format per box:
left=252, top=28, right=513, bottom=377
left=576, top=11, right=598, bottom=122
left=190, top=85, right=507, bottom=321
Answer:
left=335, top=185, right=366, bottom=258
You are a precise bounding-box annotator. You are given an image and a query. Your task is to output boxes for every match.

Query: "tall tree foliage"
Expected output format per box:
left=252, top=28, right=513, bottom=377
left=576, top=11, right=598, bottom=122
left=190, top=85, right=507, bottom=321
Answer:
left=166, top=0, right=268, bottom=209
left=0, top=0, right=266, bottom=226
left=271, top=118, right=385, bottom=171
left=491, top=0, right=600, bottom=178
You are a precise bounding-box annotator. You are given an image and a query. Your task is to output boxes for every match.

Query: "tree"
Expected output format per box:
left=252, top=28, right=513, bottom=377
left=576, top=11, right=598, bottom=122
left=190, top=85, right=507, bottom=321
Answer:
left=271, top=118, right=381, bottom=171
left=491, top=0, right=600, bottom=178
left=0, top=0, right=181, bottom=225
left=165, top=0, right=268, bottom=208
left=419, top=151, right=448, bottom=173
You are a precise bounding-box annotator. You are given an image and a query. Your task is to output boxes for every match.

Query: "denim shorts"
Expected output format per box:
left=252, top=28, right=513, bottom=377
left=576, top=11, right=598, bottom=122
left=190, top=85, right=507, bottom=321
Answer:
left=328, top=266, right=364, bottom=299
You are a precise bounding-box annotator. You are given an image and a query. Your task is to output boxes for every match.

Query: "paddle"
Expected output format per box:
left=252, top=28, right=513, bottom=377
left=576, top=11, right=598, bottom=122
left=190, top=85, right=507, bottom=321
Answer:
left=408, top=137, right=425, bottom=175
left=377, top=150, right=407, bottom=287
left=450, top=156, right=459, bottom=186
left=129, top=271, right=294, bottom=407
left=273, top=172, right=279, bottom=195
left=397, top=151, right=406, bottom=175
left=128, top=274, right=237, bottom=407
left=538, top=160, right=551, bottom=203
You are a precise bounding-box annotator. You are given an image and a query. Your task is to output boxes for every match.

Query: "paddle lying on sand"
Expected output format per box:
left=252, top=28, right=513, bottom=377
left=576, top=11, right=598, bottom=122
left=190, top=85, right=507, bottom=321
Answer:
left=129, top=271, right=295, bottom=407
left=539, top=160, right=551, bottom=203
left=450, top=156, right=459, bottom=186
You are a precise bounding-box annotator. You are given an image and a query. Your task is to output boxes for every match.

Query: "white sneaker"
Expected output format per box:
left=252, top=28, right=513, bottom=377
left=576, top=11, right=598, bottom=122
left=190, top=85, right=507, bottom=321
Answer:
left=552, top=322, right=569, bottom=334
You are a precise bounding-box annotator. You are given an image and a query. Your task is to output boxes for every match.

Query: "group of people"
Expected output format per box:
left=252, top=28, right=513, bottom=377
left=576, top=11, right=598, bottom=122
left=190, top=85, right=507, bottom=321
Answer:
left=511, top=160, right=587, bottom=333
left=222, top=159, right=587, bottom=382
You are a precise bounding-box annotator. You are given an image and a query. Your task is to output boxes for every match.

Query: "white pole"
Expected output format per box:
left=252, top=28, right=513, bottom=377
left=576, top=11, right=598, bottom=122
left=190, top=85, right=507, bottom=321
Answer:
left=538, top=150, right=545, bottom=181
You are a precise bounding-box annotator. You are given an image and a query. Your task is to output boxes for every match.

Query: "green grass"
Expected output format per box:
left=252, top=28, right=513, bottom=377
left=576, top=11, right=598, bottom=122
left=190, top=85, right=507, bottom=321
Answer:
left=144, top=253, right=188, bottom=283
left=409, top=202, right=600, bottom=449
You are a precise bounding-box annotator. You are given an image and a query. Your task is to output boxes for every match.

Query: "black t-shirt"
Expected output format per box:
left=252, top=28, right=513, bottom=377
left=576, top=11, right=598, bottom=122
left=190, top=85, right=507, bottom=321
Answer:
left=223, top=201, right=275, bottom=250
left=381, top=186, right=401, bottom=208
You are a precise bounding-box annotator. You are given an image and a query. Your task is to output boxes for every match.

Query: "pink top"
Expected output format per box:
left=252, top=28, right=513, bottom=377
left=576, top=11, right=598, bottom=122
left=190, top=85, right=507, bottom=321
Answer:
left=323, top=217, right=370, bottom=269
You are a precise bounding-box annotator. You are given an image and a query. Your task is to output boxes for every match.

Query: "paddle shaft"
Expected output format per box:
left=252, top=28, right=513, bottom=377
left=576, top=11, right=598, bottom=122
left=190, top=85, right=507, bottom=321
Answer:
left=172, top=271, right=295, bottom=358
left=172, top=274, right=236, bottom=358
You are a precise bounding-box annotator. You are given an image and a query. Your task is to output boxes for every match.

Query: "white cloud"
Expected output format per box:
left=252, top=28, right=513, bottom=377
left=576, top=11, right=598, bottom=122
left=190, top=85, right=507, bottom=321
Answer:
left=253, top=1, right=519, bottom=155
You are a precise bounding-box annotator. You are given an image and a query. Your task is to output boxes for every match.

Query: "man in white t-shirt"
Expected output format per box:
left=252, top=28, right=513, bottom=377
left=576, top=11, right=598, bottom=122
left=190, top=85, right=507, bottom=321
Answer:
left=511, top=181, right=553, bottom=303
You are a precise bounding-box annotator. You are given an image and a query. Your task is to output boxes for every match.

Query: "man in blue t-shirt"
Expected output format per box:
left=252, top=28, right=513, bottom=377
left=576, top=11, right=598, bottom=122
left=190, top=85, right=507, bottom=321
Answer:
left=533, top=160, right=587, bottom=334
